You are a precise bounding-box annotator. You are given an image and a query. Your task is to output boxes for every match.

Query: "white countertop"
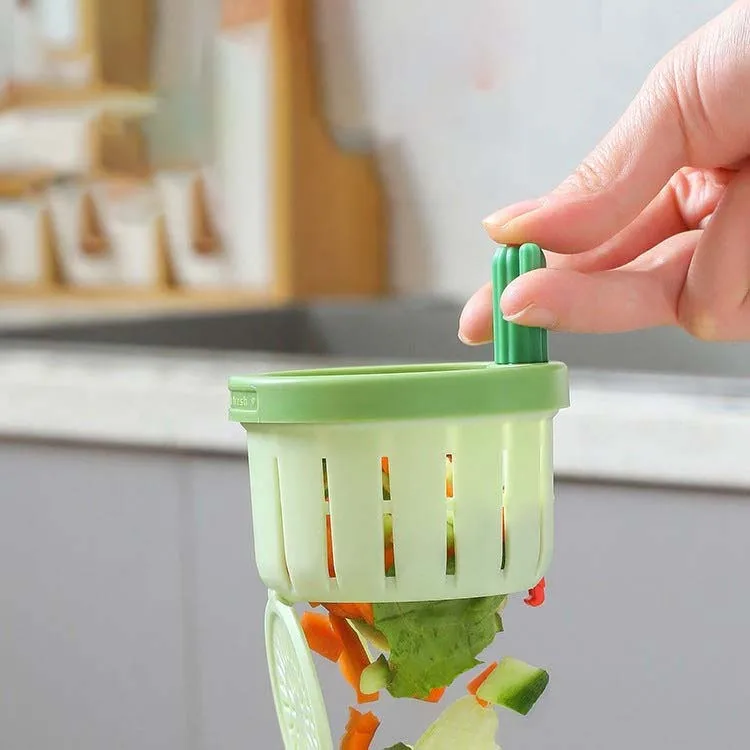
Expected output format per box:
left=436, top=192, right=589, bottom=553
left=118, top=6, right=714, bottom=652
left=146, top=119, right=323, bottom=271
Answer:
left=1, top=343, right=749, bottom=490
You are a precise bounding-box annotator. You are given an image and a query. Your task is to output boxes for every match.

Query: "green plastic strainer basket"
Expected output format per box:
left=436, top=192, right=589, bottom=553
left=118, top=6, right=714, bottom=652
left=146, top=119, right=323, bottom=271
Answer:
left=229, top=244, right=569, bottom=749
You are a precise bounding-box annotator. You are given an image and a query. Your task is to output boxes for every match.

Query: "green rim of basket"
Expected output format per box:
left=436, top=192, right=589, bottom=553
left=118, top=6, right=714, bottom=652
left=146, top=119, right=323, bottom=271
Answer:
left=229, top=361, right=568, bottom=424
left=229, top=243, right=568, bottom=425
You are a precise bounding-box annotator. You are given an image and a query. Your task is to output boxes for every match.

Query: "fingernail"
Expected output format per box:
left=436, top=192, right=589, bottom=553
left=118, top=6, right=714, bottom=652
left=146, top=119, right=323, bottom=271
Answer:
left=482, top=198, right=543, bottom=229
left=503, top=304, right=557, bottom=329
left=458, top=329, right=487, bottom=346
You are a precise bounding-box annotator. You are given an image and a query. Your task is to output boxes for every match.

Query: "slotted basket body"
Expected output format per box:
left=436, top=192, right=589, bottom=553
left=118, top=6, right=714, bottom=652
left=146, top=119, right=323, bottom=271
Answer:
left=230, top=360, right=568, bottom=604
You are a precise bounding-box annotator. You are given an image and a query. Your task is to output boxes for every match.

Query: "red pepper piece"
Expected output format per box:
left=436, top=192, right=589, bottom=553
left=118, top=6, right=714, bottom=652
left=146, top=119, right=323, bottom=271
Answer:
left=524, top=577, right=546, bottom=607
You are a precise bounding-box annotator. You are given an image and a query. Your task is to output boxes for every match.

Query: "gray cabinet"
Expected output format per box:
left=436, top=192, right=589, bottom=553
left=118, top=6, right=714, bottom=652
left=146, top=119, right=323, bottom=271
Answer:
left=0, top=443, right=189, bottom=750
left=1, top=441, right=747, bottom=749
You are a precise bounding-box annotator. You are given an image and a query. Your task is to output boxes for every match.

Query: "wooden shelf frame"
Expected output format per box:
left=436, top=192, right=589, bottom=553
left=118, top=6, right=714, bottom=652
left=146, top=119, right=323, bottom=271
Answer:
left=0, top=0, right=388, bottom=307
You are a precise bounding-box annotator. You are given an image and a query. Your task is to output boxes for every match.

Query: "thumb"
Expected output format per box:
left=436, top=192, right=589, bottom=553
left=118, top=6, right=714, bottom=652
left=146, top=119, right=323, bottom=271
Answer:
left=483, top=1, right=750, bottom=253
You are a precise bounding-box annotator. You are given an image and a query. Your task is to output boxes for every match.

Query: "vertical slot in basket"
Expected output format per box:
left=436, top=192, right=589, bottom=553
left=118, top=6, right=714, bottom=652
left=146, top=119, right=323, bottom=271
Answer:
left=321, top=458, right=335, bottom=579
left=446, top=453, right=455, bottom=576
left=381, top=457, right=395, bottom=579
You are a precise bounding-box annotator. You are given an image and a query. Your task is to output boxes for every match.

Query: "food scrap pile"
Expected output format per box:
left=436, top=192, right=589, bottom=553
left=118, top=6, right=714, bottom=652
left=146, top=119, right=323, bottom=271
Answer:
left=303, top=456, right=549, bottom=749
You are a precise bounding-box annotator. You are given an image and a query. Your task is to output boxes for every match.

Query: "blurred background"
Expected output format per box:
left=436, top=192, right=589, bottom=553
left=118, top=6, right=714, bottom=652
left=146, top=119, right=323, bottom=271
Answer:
left=2, top=2, right=750, bottom=750
left=0, top=0, right=738, bottom=304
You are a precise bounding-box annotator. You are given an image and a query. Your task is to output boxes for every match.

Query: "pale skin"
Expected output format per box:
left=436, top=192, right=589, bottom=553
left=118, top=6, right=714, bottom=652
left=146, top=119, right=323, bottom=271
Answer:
left=459, top=0, right=750, bottom=343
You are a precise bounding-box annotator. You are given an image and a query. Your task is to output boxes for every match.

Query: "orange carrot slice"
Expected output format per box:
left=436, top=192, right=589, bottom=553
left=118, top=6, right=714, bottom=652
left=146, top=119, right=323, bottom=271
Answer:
left=467, top=662, right=498, bottom=707
left=418, top=686, right=446, bottom=703
left=358, top=603, right=374, bottom=625
left=326, top=516, right=336, bottom=577
left=384, top=543, right=395, bottom=575
left=301, top=611, right=343, bottom=663
left=321, top=602, right=374, bottom=626
left=323, top=603, right=360, bottom=620
left=323, top=603, right=368, bottom=623
left=341, top=707, right=380, bottom=749
left=329, top=614, right=379, bottom=704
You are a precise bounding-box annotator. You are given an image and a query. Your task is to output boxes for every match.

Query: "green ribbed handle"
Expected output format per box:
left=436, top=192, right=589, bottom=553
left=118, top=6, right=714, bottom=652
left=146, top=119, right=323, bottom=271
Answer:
left=492, top=244, right=548, bottom=365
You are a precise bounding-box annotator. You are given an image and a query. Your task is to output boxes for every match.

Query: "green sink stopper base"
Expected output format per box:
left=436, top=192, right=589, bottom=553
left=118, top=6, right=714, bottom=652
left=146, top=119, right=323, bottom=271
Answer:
left=492, top=243, right=548, bottom=365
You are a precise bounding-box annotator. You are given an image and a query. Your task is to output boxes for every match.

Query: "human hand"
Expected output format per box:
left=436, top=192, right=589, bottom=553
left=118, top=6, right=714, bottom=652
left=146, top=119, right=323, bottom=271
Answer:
left=459, top=0, right=750, bottom=343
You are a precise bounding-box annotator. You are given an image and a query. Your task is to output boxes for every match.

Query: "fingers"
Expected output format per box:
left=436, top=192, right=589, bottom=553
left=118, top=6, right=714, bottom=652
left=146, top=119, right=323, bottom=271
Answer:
left=483, top=2, right=750, bottom=253
left=678, top=165, right=750, bottom=340
left=459, top=282, right=493, bottom=344
left=551, top=167, right=730, bottom=274
left=466, top=167, right=750, bottom=340
left=458, top=233, right=699, bottom=340
left=458, top=168, right=727, bottom=343
left=498, top=233, right=696, bottom=333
